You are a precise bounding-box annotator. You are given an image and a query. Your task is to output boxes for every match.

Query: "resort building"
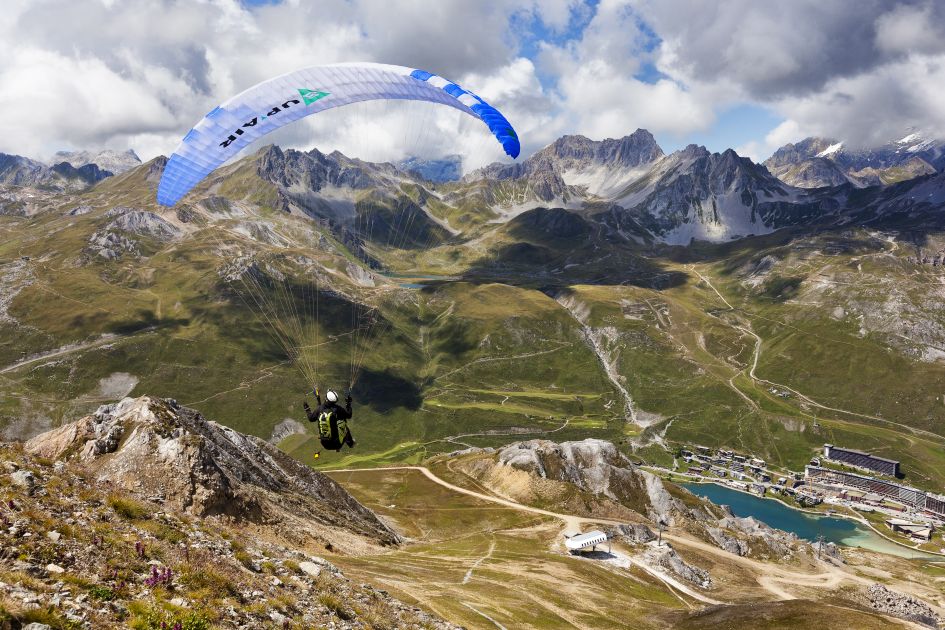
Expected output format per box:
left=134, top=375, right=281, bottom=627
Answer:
left=806, top=466, right=945, bottom=520
left=823, top=444, right=900, bottom=477
left=885, top=518, right=934, bottom=542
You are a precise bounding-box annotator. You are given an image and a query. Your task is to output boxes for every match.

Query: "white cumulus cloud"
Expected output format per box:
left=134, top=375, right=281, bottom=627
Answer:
left=1, top=0, right=944, bottom=168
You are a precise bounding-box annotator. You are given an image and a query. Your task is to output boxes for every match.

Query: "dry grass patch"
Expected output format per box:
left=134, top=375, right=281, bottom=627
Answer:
left=107, top=494, right=152, bottom=520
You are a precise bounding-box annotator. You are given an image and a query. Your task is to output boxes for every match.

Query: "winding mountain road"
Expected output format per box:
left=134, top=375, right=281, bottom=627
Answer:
left=690, top=266, right=945, bottom=443
left=0, top=332, right=134, bottom=375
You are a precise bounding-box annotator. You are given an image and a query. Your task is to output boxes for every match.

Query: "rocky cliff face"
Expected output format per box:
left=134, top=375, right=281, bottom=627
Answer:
left=615, top=146, right=837, bottom=244
left=25, top=396, right=399, bottom=550
left=465, top=130, right=663, bottom=204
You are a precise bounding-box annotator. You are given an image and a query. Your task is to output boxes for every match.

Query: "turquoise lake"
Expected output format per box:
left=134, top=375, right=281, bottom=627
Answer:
left=682, top=482, right=942, bottom=560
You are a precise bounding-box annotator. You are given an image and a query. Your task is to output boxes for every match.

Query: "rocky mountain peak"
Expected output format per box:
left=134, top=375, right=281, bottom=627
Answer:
left=25, top=396, right=400, bottom=549
left=765, top=137, right=840, bottom=168
left=675, top=144, right=711, bottom=161
left=0, top=152, right=48, bottom=186
left=256, top=144, right=407, bottom=194
left=763, top=138, right=852, bottom=188
left=608, top=142, right=810, bottom=244
left=715, top=147, right=744, bottom=170
left=51, top=148, right=142, bottom=175
left=711, top=148, right=771, bottom=183
left=461, top=130, right=665, bottom=204
left=539, top=129, right=664, bottom=170
left=659, top=144, right=772, bottom=190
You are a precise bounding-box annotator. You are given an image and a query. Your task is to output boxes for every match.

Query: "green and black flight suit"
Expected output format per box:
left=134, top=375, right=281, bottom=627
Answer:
left=304, top=392, right=354, bottom=451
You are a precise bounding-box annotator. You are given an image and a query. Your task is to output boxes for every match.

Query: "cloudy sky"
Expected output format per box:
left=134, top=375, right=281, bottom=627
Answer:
left=2, top=0, right=945, bottom=169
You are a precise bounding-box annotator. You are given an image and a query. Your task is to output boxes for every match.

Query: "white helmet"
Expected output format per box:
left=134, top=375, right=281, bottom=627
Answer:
left=326, top=389, right=339, bottom=403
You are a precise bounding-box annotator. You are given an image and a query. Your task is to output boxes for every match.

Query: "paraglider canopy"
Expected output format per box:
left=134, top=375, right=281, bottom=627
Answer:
left=157, top=62, right=520, bottom=207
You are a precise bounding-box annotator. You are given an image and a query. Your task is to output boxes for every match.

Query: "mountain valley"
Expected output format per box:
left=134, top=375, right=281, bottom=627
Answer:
left=3, top=128, right=945, bottom=627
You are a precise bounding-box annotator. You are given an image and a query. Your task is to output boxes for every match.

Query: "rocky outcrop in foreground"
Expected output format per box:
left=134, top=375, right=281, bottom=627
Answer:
left=25, top=396, right=399, bottom=550
left=0, top=441, right=452, bottom=629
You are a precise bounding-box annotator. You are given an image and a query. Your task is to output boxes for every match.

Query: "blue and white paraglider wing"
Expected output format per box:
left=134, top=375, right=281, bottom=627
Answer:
left=157, top=62, right=520, bottom=206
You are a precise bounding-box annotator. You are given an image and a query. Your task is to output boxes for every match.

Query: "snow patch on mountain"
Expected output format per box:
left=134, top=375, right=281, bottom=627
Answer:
left=817, top=142, right=843, bottom=158
left=562, top=163, right=653, bottom=198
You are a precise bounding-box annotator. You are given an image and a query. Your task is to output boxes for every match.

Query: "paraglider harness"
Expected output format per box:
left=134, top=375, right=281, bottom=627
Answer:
left=305, top=388, right=353, bottom=453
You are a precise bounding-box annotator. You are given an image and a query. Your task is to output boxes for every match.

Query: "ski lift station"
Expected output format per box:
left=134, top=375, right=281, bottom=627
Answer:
left=565, top=530, right=610, bottom=554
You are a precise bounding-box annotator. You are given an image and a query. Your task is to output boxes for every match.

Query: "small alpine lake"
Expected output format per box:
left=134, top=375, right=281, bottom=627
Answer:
left=682, top=482, right=943, bottom=561
left=380, top=272, right=457, bottom=290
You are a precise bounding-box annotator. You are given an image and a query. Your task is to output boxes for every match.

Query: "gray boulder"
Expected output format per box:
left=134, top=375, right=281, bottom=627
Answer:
left=644, top=544, right=712, bottom=588
left=609, top=523, right=657, bottom=544
left=10, top=469, right=36, bottom=492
